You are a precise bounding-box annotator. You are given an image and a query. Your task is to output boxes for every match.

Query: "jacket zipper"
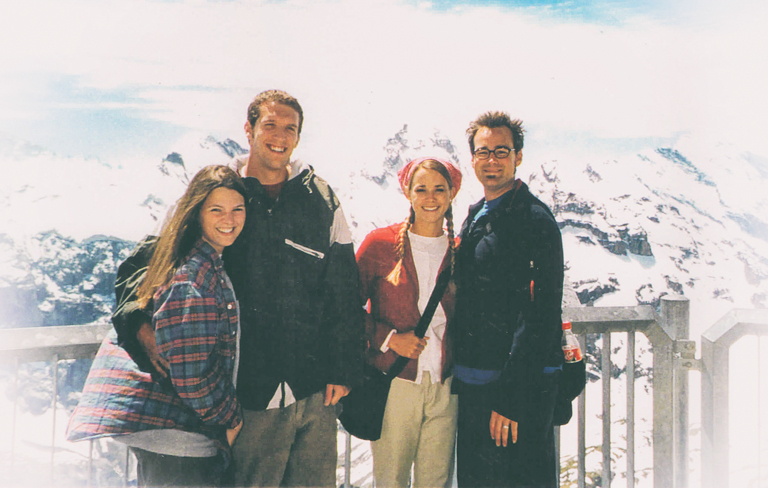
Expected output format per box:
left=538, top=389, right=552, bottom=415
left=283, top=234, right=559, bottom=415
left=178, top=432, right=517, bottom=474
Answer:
left=530, top=260, right=535, bottom=302
left=285, top=238, right=325, bottom=259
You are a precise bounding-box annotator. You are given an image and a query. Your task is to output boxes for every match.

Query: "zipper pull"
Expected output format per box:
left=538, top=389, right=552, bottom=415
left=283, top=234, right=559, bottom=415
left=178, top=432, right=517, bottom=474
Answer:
left=530, top=260, right=535, bottom=301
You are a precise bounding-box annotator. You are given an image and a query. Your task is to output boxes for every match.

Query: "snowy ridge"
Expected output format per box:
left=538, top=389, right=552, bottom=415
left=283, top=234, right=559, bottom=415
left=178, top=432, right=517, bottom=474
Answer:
left=527, top=137, right=768, bottom=338
left=345, top=127, right=768, bottom=340
left=1, top=127, right=767, bottom=486
left=0, top=133, right=247, bottom=329
left=2, top=129, right=767, bottom=338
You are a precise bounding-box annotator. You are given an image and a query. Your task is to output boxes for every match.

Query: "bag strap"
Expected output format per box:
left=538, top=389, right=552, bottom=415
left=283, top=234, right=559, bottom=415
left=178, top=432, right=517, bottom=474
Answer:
left=385, top=266, right=452, bottom=378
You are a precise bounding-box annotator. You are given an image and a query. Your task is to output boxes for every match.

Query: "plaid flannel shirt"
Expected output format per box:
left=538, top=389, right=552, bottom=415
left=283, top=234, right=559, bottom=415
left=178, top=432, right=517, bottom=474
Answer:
left=67, top=239, right=242, bottom=450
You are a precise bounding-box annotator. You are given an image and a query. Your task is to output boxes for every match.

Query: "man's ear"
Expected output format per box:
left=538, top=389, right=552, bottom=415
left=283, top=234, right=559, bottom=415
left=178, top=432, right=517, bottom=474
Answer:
left=244, top=121, right=252, bottom=142
left=515, top=150, right=523, bottom=167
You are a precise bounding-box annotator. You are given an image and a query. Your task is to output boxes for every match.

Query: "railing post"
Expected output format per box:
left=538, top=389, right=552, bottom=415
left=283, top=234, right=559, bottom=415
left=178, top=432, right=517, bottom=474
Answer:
left=651, top=298, right=677, bottom=488
left=51, top=353, right=59, bottom=483
left=554, top=425, right=560, bottom=484
left=11, top=357, right=19, bottom=477
left=344, top=429, right=352, bottom=488
left=88, top=439, right=94, bottom=487
left=626, top=331, right=635, bottom=488
left=660, top=295, right=690, bottom=488
left=601, top=332, right=612, bottom=487
left=578, top=332, right=587, bottom=488
left=701, top=328, right=730, bottom=488
left=124, top=445, right=130, bottom=487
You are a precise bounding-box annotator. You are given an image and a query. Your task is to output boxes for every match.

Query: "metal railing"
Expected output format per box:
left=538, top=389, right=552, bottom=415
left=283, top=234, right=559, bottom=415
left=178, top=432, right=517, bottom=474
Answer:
left=562, top=296, right=690, bottom=488
left=1, top=299, right=766, bottom=488
left=1, top=323, right=114, bottom=487
left=700, top=309, right=768, bottom=488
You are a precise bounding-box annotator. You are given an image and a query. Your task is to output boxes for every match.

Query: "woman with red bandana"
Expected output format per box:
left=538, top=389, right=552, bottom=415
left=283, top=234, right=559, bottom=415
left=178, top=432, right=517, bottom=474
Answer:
left=356, top=157, right=462, bottom=488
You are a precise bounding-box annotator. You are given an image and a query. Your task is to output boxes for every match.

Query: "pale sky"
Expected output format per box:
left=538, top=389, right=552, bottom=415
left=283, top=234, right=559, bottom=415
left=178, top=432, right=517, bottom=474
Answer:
left=1, top=0, right=767, bottom=166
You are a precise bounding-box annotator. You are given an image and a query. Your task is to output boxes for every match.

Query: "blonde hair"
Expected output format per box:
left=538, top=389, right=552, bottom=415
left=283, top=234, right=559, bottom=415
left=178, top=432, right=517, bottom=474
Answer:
left=386, top=160, right=456, bottom=286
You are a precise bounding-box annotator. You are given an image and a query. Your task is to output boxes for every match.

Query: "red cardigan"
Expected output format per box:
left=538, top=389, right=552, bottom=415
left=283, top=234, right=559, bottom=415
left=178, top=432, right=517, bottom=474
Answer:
left=356, top=223, right=455, bottom=383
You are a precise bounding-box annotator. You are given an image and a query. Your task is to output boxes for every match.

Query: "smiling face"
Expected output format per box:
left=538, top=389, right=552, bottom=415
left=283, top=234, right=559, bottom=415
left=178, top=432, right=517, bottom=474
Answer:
left=471, top=126, right=522, bottom=200
left=244, top=101, right=300, bottom=183
left=198, top=187, right=246, bottom=254
left=407, top=167, right=454, bottom=237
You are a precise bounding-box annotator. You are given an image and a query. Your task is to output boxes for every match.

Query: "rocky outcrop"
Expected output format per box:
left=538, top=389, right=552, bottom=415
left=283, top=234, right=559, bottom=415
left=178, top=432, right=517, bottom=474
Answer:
left=0, top=232, right=135, bottom=328
left=574, top=277, right=619, bottom=305
left=558, top=219, right=652, bottom=257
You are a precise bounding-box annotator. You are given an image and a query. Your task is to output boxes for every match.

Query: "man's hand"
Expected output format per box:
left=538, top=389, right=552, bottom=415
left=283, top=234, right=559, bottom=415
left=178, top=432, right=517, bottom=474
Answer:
left=137, top=322, right=170, bottom=379
left=226, top=418, right=243, bottom=446
left=388, top=331, right=428, bottom=359
left=490, top=410, right=518, bottom=447
left=324, top=384, right=350, bottom=406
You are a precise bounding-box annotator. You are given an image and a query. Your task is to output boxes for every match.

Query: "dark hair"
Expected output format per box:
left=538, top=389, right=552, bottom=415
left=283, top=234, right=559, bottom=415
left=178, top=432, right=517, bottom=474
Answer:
left=386, top=159, right=457, bottom=286
left=137, top=165, right=247, bottom=308
left=246, top=89, right=304, bottom=135
left=466, top=111, right=524, bottom=154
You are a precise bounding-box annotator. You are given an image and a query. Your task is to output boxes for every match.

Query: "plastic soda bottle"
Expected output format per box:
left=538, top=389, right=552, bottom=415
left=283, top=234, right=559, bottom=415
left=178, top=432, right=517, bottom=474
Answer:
left=562, top=321, right=583, bottom=363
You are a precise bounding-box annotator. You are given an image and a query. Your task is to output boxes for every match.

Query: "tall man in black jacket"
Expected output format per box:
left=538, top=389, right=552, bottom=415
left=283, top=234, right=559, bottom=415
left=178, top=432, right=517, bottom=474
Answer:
left=452, top=112, right=565, bottom=487
left=111, top=90, right=365, bottom=487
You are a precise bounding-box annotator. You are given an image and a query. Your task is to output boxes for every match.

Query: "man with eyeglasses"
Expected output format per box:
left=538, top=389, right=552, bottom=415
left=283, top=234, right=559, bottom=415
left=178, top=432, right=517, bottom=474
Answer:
left=452, top=111, right=565, bottom=487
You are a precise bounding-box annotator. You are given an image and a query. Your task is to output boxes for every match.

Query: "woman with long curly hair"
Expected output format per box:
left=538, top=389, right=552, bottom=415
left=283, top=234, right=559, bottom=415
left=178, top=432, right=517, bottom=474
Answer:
left=68, top=165, right=246, bottom=487
left=356, top=157, right=462, bottom=488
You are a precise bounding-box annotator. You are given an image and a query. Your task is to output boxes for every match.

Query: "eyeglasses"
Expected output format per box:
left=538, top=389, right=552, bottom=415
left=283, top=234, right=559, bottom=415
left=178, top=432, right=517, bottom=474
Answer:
left=473, top=146, right=513, bottom=160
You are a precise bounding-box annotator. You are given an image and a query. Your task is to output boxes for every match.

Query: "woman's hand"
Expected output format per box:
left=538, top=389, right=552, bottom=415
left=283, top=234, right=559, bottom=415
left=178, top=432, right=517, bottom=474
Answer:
left=227, top=419, right=243, bottom=446
left=388, top=331, right=428, bottom=359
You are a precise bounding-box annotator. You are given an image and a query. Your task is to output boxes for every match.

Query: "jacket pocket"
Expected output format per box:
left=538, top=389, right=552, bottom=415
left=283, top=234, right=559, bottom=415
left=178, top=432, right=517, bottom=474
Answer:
left=284, top=238, right=325, bottom=259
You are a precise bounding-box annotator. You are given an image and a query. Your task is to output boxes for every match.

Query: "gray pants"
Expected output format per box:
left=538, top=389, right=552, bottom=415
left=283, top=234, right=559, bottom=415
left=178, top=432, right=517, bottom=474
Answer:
left=130, top=447, right=221, bottom=488
left=231, top=391, right=337, bottom=487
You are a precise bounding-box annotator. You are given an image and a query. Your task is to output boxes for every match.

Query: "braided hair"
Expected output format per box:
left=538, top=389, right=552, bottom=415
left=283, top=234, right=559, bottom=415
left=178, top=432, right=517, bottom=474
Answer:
left=385, top=159, right=457, bottom=286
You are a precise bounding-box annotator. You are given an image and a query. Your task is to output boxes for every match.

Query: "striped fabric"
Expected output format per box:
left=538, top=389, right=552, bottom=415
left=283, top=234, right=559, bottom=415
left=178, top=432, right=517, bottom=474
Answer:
left=67, top=239, right=242, bottom=453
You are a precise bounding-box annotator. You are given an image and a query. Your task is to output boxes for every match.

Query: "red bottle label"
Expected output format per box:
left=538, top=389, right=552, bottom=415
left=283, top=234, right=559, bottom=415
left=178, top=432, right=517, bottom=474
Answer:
left=563, top=345, right=582, bottom=362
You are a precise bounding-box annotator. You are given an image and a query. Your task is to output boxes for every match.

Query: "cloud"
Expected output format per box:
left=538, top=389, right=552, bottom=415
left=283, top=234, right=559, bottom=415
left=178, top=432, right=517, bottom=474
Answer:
left=1, top=0, right=767, bottom=159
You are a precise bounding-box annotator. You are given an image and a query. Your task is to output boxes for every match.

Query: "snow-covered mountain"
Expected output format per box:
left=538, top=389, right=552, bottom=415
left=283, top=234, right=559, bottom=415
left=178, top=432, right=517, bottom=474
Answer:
left=2, top=127, right=767, bottom=338
left=344, top=127, right=768, bottom=338
left=0, top=133, right=247, bottom=328
left=2, top=127, right=768, bottom=487
left=530, top=137, right=768, bottom=335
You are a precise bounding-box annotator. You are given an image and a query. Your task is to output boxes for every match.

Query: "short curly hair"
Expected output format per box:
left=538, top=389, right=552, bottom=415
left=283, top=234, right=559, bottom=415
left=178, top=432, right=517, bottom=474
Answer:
left=466, top=111, right=524, bottom=155
left=247, top=89, right=304, bottom=135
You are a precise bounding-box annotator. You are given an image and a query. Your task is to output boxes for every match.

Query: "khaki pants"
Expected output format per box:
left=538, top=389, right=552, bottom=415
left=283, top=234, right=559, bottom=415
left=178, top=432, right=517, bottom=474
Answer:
left=231, top=391, right=337, bottom=487
left=372, top=373, right=458, bottom=488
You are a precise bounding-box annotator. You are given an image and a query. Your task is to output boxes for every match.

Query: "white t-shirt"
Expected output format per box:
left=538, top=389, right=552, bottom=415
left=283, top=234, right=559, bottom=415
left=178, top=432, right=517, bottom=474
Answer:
left=406, top=231, right=449, bottom=384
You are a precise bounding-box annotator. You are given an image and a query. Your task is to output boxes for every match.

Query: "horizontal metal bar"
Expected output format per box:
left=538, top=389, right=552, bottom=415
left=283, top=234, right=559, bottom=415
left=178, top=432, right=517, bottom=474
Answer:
left=563, top=306, right=657, bottom=335
left=702, top=309, right=768, bottom=344
left=0, top=323, right=111, bottom=363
